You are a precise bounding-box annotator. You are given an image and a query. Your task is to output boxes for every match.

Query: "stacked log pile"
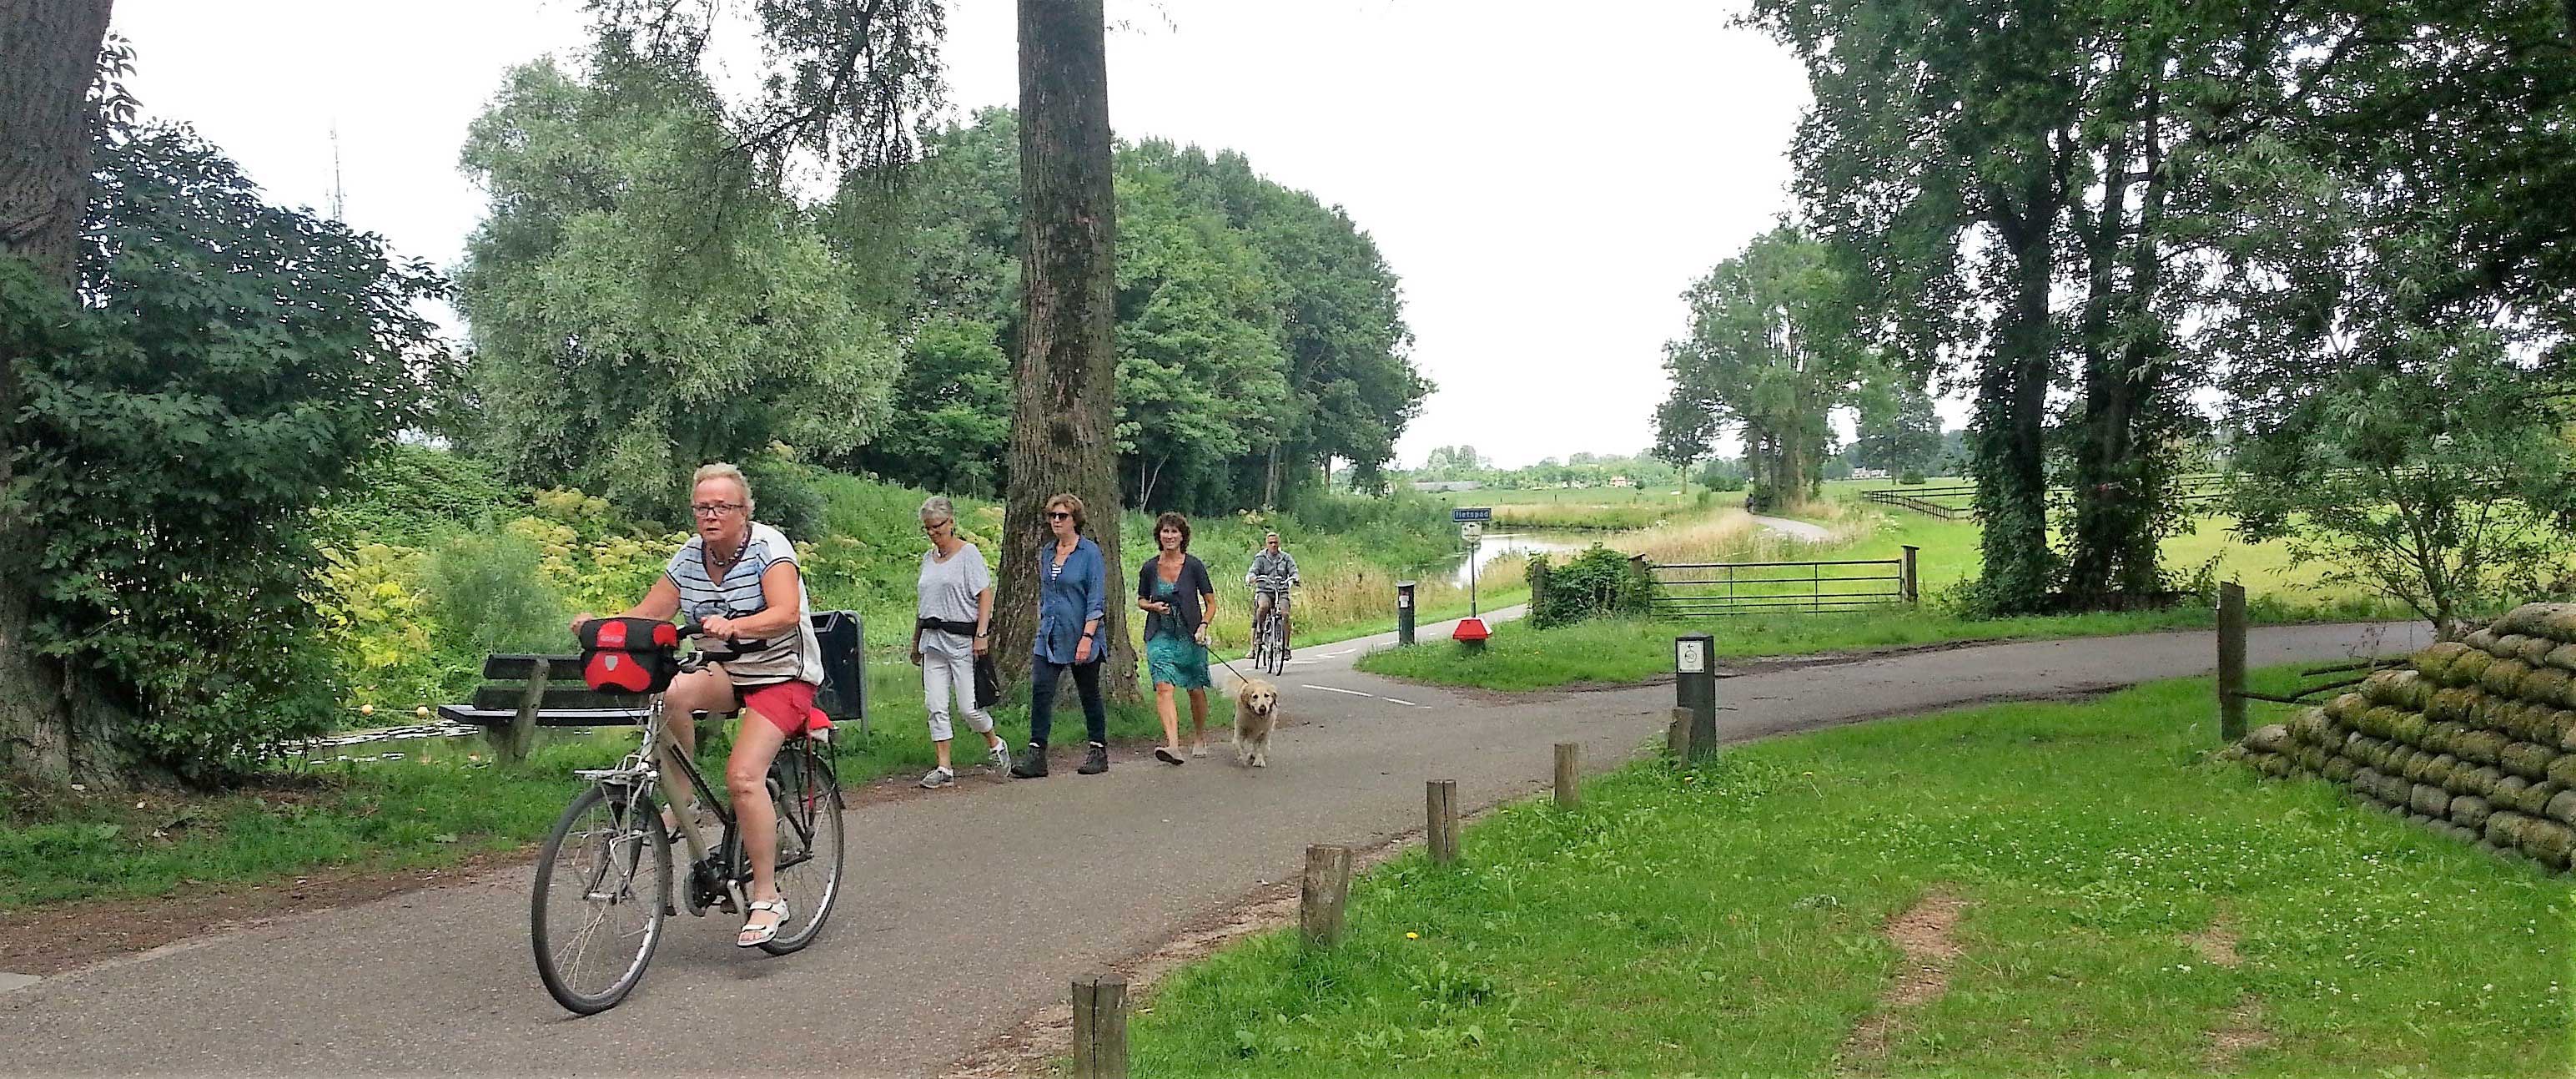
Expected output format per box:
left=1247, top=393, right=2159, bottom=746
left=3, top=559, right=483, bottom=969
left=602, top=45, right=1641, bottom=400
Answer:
left=2241, top=603, right=2576, bottom=870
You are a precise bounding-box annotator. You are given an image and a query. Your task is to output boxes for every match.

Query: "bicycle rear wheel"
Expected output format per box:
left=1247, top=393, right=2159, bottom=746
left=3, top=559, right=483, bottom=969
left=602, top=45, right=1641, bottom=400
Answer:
left=759, top=744, right=845, bottom=955
left=1262, top=610, right=1288, bottom=676
left=531, top=784, right=670, bottom=1014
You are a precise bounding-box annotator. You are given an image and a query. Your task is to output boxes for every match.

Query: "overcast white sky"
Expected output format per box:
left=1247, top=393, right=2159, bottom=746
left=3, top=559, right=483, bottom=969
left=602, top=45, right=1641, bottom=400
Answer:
left=112, top=0, right=1823, bottom=470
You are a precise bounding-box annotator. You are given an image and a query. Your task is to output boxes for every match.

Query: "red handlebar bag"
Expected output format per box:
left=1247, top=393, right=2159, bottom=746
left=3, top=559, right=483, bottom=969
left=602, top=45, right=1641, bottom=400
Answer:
left=577, top=618, right=682, bottom=694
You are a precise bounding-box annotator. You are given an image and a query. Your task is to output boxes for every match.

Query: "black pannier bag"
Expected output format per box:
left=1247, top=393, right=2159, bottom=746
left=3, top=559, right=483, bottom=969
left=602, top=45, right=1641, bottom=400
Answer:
left=578, top=617, right=682, bottom=694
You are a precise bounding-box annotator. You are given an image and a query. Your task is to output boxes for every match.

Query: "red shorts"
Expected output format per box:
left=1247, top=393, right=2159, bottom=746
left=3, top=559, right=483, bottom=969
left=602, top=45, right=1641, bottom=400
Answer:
left=737, top=679, right=826, bottom=736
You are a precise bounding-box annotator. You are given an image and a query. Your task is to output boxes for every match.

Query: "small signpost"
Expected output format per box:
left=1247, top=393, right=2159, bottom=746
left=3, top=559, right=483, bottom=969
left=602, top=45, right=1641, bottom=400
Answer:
left=1452, top=507, right=1492, bottom=618
left=1452, top=507, right=1493, bottom=650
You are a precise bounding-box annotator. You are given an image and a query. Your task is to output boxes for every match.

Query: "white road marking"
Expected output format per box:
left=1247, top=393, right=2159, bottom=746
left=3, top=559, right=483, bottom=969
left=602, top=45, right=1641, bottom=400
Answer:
left=1302, top=684, right=1376, bottom=698
left=1381, top=697, right=1427, bottom=708
left=1322, top=649, right=1353, bottom=658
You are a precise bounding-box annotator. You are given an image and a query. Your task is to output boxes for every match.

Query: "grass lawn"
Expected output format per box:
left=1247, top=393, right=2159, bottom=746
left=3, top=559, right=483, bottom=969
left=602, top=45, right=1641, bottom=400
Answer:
left=1355, top=608, right=2246, bottom=692
left=1130, top=669, right=2573, bottom=1076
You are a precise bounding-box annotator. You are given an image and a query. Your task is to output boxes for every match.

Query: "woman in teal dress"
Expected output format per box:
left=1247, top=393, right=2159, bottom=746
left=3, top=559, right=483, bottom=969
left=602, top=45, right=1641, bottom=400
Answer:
left=1136, top=512, right=1216, bottom=764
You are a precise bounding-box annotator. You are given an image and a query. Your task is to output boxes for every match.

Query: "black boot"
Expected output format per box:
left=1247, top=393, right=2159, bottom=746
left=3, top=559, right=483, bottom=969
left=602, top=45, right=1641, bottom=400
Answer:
left=1009, top=743, right=1049, bottom=779
left=1077, top=742, right=1109, bottom=774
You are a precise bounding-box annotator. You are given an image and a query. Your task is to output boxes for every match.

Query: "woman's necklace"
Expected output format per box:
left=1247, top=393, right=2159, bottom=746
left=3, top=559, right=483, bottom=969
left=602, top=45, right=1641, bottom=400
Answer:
left=706, top=535, right=745, bottom=577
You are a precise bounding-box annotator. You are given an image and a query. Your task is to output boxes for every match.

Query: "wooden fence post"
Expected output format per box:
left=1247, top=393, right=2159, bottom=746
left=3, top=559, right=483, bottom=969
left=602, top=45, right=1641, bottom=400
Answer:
left=1900, top=545, right=1920, bottom=605
left=501, top=658, right=550, bottom=764
left=1554, top=743, right=1581, bottom=808
left=2218, top=582, right=2247, bottom=743
left=1668, top=707, right=1693, bottom=760
left=1299, top=845, right=1353, bottom=946
left=1072, top=975, right=1130, bottom=1079
left=1425, top=779, right=1459, bottom=865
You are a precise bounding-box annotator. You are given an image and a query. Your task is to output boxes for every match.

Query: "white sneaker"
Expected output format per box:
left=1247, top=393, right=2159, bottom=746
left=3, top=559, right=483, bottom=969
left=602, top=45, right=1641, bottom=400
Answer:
left=919, top=766, right=955, bottom=789
left=987, top=741, right=1012, bottom=769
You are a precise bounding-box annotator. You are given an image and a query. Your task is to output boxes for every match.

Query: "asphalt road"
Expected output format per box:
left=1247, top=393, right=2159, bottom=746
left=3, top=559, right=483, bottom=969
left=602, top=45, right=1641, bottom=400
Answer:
left=0, top=618, right=2425, bottom=1076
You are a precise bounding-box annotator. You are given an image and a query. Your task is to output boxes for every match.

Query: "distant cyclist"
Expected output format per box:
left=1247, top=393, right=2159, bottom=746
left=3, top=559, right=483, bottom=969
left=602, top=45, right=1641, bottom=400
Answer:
left=1245, top=531, right=1298, bottom=661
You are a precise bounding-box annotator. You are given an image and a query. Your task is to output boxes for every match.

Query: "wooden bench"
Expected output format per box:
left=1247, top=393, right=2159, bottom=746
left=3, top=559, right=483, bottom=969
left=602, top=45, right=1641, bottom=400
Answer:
left=436, top=654, right=649, bottom=763
left=437, top=610, right=868, bottom=763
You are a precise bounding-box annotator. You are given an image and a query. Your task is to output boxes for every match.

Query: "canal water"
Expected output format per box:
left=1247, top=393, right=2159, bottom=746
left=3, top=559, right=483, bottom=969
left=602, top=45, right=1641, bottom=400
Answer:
left=1452, top=529, right=1596, bottom=587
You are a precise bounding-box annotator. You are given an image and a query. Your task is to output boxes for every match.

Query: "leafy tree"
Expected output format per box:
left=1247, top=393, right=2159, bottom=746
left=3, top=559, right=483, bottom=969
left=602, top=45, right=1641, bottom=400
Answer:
left=825, top=113, right=1427, bottom=507
left=1752, top=0, right=2089, bottom=609
left=854, top=316, right=1010, bottom=496
left=8, top=124, right=450, bottom=779
left=2231, top=352, right=2576, bottom=640
left=823, top=108, right=1020, bottom=492
left=454, top=51, right=901, bottom=517
left=1111, top=159, right=1288, bottom=512
left=581, top=0, right=948, bottom=174
left=1130, top=142, right=1426, bottom=499
left=1655, top=225, right=1873, bottom=512
left=1849, top=376, right=1942, bottom=476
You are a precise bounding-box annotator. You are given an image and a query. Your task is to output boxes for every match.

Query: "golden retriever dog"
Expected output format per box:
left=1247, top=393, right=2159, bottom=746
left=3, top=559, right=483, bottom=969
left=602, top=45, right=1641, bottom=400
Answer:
left=1232, top=677, right=1280, bottom=767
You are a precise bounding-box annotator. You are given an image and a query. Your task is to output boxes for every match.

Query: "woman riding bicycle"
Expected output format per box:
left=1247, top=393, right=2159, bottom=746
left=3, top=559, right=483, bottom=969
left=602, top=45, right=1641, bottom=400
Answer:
left=574, top=462, right=823, bottom=948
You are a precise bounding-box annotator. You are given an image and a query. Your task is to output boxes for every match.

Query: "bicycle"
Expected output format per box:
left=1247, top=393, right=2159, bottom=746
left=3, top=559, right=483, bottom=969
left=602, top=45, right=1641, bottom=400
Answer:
left=1252, top=591, right=1291, bottom=677
left=529, top=622, right=846, bottom=1015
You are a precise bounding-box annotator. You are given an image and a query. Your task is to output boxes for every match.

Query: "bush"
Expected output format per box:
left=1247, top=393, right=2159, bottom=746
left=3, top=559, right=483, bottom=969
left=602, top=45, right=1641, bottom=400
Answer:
left=742, top=460, right=829, bottom=542
left=1898, top=469, right=1927, bottom=485
left=423, top=531, right=571, bottom=660
left=319, top=445, right=516, bottom=545
left=6, top=126, right=450, bottom=779
left=1528, top=545, right=1658, bottom=628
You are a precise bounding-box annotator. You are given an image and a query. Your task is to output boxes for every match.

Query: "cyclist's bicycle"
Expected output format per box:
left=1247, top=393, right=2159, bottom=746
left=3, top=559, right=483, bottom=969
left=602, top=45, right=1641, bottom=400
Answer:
left=1252, top=591, right=1291, bottom=677
left=529, top=623, right=846, bottom=1015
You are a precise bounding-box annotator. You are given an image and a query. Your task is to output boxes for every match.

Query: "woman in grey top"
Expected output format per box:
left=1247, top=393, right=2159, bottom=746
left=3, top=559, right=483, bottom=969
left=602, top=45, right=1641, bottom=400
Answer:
left=911, top=497, right=1009, bottom=788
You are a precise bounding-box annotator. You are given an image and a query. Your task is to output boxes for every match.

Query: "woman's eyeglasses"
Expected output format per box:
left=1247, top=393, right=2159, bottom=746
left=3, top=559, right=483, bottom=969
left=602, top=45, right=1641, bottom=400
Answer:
left=691, top=502, right=745, bottom=517
left=922, top=519, right=952, bottom=533
left=1047, top=511, right=1072, bottom=521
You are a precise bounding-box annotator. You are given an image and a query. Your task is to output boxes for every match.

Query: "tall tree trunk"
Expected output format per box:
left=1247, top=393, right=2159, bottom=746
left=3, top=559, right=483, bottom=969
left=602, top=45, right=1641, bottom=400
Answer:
left=0, top=0, right=109, bottom=282
left=0, top=0, right=123, bottom=787
left=1262, top=440, right=1279, bottom=508
left=996, top=0, right=1135, bottom=694
left=1974, top=187, right=2061, bottom=614
left=2065, top=62, right=2175, bottom=608
left=2064, top=112, right=2138, bottom=606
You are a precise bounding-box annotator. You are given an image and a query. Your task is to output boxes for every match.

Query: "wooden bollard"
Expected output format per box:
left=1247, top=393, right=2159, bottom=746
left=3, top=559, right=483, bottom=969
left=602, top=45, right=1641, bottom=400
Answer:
left=1299, top=845, right=1353, bottom=946
left=1668, top=707, right=1693, bottom=760
left=2218, top=581, right=2247, bottom=742
left=1071, top=974, right=1130, bottom=1079
left=1554, top=743, right=1581, bottom=808
left=1426, top=779, right=1460, bottom=865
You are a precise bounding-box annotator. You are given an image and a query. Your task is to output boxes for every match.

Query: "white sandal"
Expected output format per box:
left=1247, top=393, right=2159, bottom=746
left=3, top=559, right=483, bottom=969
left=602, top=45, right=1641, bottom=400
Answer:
left=736, top=898, right=793, bottom=947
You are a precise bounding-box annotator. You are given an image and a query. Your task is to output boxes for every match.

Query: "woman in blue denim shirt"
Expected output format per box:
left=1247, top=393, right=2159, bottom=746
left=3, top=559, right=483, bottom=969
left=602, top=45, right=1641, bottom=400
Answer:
left=1010, top=492, right=1112, bottom=778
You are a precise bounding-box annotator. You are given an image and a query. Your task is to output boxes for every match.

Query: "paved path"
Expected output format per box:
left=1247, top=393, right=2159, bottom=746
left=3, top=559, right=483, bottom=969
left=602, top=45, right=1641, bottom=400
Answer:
left=0, top=618, right=2427, bottom=1076
left=1750, top=513, right=1835, bottom=542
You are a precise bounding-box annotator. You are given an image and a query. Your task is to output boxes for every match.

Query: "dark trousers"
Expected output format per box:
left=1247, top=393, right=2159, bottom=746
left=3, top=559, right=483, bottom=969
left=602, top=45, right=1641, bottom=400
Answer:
left=1029, top=658, right=1106, bottom=747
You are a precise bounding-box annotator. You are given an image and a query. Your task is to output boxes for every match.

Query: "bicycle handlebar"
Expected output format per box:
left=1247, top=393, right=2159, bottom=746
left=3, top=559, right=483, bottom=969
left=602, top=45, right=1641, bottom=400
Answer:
left=577, top=618, right=767, bottom=652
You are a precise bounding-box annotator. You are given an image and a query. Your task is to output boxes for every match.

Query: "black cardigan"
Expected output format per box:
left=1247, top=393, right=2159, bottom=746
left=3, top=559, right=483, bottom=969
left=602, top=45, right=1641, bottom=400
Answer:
left=1137, top=554, right=1215, bottom=639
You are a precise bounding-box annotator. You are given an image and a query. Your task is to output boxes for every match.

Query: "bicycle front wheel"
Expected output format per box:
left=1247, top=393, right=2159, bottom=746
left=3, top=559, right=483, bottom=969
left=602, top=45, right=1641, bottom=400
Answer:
left=1262, top=613, right=1288, bottom=676
left=759, top=745, right=845, bottom=955
left=531, top=784, right=670, bottom=1014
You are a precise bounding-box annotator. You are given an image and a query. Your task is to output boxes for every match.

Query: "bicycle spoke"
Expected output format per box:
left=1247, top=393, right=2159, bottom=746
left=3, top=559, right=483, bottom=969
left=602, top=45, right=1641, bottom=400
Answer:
left=534, top=785, right=665, bottom=1012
